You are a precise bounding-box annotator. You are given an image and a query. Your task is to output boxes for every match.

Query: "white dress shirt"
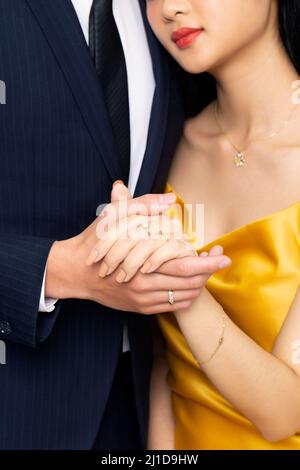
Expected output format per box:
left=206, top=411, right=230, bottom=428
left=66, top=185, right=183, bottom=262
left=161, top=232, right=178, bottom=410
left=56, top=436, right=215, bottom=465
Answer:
left=39, top=0, right=155, bottom=353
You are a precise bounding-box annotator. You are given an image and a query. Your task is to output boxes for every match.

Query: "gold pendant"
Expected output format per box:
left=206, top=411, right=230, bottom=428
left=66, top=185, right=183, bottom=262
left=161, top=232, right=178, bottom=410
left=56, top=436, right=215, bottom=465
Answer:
left=234, top=152, right=246, bottom=167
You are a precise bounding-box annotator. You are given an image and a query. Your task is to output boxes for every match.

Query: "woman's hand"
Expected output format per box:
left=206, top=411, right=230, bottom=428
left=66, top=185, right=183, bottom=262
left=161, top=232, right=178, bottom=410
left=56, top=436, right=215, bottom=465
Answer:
left=86, top=181, right=198, bottom=283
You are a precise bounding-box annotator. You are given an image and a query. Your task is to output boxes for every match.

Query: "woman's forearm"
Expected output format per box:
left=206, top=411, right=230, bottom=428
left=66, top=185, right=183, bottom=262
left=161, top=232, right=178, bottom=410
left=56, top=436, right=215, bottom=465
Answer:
left=148, top=352, right=175, bottom=450
left=174, top=288, right=300, bottom=442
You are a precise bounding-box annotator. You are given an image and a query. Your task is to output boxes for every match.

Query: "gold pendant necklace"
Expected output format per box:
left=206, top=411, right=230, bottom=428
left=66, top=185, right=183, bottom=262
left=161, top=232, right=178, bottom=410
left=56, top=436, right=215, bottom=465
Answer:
left=214, top=102, right=248, bottom=167
left=213, top=97, right=300, bottom=168
left=234, top=152, right=246, bottom=167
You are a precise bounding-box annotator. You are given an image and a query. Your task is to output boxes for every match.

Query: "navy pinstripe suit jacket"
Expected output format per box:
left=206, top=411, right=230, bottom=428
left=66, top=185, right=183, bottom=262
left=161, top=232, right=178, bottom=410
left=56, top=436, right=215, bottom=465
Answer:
left=0, top=0, right=184, bottom=449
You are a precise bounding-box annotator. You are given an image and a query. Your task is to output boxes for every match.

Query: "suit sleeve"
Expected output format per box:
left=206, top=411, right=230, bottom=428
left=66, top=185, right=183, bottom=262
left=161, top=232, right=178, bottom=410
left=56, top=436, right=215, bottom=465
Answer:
left=0, top=235, right=62, bottom=348
left=39, top=263, right=59, bottom=313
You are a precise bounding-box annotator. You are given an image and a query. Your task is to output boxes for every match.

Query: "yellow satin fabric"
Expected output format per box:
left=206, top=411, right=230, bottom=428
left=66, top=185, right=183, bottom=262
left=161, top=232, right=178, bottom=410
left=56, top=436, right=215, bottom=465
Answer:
left=158, top=182, right=300, bottom=450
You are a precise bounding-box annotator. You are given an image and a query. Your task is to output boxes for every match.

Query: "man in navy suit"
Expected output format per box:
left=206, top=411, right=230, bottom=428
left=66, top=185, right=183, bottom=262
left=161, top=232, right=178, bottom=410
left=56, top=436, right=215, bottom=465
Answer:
left=0, top=0, right=227, bottom=450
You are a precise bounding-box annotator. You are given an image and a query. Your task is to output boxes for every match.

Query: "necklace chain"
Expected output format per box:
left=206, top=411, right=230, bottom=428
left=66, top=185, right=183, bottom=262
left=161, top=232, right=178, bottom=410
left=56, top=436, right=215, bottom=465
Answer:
left=213, top=97, right=300, bottom=167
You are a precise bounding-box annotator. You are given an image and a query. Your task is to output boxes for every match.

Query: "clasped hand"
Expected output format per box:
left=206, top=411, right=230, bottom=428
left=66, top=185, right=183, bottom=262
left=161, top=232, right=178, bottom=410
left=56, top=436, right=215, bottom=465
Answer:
left=86, top=181, right=197, bottom=283
left=46, top=180, right=231, bottom=315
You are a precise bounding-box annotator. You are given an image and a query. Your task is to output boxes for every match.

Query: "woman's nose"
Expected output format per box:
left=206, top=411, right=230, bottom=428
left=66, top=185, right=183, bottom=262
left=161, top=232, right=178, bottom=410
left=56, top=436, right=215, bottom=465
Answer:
left=162, top=0, right=190, bottom=21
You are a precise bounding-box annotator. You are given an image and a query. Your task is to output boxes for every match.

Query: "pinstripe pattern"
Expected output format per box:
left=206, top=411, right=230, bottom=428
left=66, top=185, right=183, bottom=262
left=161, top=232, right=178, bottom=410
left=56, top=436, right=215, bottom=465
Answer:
left=0, top=0, right=185, bottom=449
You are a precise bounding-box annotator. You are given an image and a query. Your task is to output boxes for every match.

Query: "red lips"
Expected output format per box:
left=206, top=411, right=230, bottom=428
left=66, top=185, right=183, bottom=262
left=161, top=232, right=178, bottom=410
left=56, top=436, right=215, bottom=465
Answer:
left=171, top=27, right=204, bottom=49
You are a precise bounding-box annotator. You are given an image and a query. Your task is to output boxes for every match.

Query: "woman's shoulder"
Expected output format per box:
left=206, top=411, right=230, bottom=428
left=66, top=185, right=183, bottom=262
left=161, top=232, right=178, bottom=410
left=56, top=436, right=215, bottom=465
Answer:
left=168, top=101, right=219, bottom=189
left=183, top=100, right=220, bottom=150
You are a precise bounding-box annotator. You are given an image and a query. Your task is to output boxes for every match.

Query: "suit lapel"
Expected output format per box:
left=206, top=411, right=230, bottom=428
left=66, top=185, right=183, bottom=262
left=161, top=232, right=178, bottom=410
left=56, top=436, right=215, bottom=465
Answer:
left=134, top=0, right=170, bottom=197
left=26, top=0, right=123, bottom=183
left=26, top=0, right=170, bottom=194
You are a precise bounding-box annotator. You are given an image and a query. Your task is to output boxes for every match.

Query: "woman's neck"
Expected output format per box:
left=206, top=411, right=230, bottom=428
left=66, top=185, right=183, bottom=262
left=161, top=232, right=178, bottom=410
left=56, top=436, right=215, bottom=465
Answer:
left=211, top=32, right=299, bottom=143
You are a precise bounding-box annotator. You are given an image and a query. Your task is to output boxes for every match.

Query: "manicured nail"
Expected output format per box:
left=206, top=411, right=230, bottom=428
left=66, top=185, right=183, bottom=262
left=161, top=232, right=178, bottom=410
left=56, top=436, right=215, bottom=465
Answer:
left=113, top=180, right=124, bottom=188
left=163, top=193, right=177, bottom=204
left=86, top=248, right=101, bottom=265
left=116, top=269, right=127, bottom=283
left=140, top=261, right=152, bottom=274
left=105, top=265, right=115, bottom=276
left=98, top=262, right=109, bottom=277
left=219, top=258, right=232, bottom=269
left=211, top=245, right=223, bottom=255
left=200, top=251, right=209, bottom=257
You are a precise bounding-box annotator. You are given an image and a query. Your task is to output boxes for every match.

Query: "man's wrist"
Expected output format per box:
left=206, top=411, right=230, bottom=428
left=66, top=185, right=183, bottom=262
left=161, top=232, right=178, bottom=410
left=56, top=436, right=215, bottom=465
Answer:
left=45, top=239, right=77, bottom=300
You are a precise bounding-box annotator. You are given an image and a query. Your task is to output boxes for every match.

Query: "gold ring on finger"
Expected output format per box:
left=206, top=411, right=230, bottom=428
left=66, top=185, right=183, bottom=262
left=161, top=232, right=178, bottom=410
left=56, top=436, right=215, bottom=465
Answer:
left=168, top=290, right=175, bottom=305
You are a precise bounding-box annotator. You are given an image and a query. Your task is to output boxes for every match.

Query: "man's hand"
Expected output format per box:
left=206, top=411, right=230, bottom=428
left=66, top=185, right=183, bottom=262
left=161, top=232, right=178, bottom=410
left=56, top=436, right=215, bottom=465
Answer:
left=45, top=237, right=229, bottom=314
left=44, top=181, right=231, bottom=314
left=86, top=182, right=198, bottom=282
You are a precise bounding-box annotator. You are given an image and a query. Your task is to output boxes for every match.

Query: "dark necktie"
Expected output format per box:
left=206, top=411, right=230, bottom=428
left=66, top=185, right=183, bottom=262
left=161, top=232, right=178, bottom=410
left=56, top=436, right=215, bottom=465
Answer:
left=89, top=0, right=131, bottom=184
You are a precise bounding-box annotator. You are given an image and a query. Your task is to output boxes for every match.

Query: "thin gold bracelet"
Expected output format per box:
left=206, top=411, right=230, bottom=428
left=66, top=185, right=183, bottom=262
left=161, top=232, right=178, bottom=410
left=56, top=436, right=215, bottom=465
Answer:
left=197, top=314, right=226, bottom=366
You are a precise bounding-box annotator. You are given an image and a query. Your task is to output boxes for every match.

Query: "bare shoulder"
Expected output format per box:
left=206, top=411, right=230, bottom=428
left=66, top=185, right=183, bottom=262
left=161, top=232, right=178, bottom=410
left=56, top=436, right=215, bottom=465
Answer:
left=168, top=101, right=218, bottom=187
left=184, top=101, right=219, bottom=148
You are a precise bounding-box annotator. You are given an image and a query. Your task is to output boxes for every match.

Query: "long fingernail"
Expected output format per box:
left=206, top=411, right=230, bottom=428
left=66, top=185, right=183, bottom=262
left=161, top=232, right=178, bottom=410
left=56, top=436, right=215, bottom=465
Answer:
left=219, top=258, right=232, bottom=269
left=200, top=251, right=209, bottom=257
left=116, top=269, right=127, bottom=283
left=98, top=262, right=109, bottom=277
left=140, top=261, right=152, bottom=273
left=86, top=248, right=101, bottom=265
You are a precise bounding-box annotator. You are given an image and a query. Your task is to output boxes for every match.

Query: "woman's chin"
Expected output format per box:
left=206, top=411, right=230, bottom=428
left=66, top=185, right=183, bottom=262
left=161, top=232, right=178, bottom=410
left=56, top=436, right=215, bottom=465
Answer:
left=178, top=59, right=210, bottom=75
left=169, top=50, right=212, bottom=75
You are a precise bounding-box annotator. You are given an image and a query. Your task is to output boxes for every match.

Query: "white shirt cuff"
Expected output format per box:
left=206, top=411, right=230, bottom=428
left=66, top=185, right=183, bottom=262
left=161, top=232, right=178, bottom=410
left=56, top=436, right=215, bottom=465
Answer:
left=39, top=262, right=58, bottom=313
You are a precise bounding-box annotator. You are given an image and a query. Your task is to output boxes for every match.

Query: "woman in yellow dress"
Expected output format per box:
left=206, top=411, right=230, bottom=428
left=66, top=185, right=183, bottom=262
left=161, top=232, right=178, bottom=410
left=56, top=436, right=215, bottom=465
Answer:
left=87, top=0, right=300, bottom=450
left=144, top=0, right=300, bottom=449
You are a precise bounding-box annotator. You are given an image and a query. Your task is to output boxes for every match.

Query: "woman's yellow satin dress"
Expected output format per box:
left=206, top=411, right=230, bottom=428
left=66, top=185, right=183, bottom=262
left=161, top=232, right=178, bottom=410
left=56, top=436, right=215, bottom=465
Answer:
left=157, top=182, right=300, bottom=450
